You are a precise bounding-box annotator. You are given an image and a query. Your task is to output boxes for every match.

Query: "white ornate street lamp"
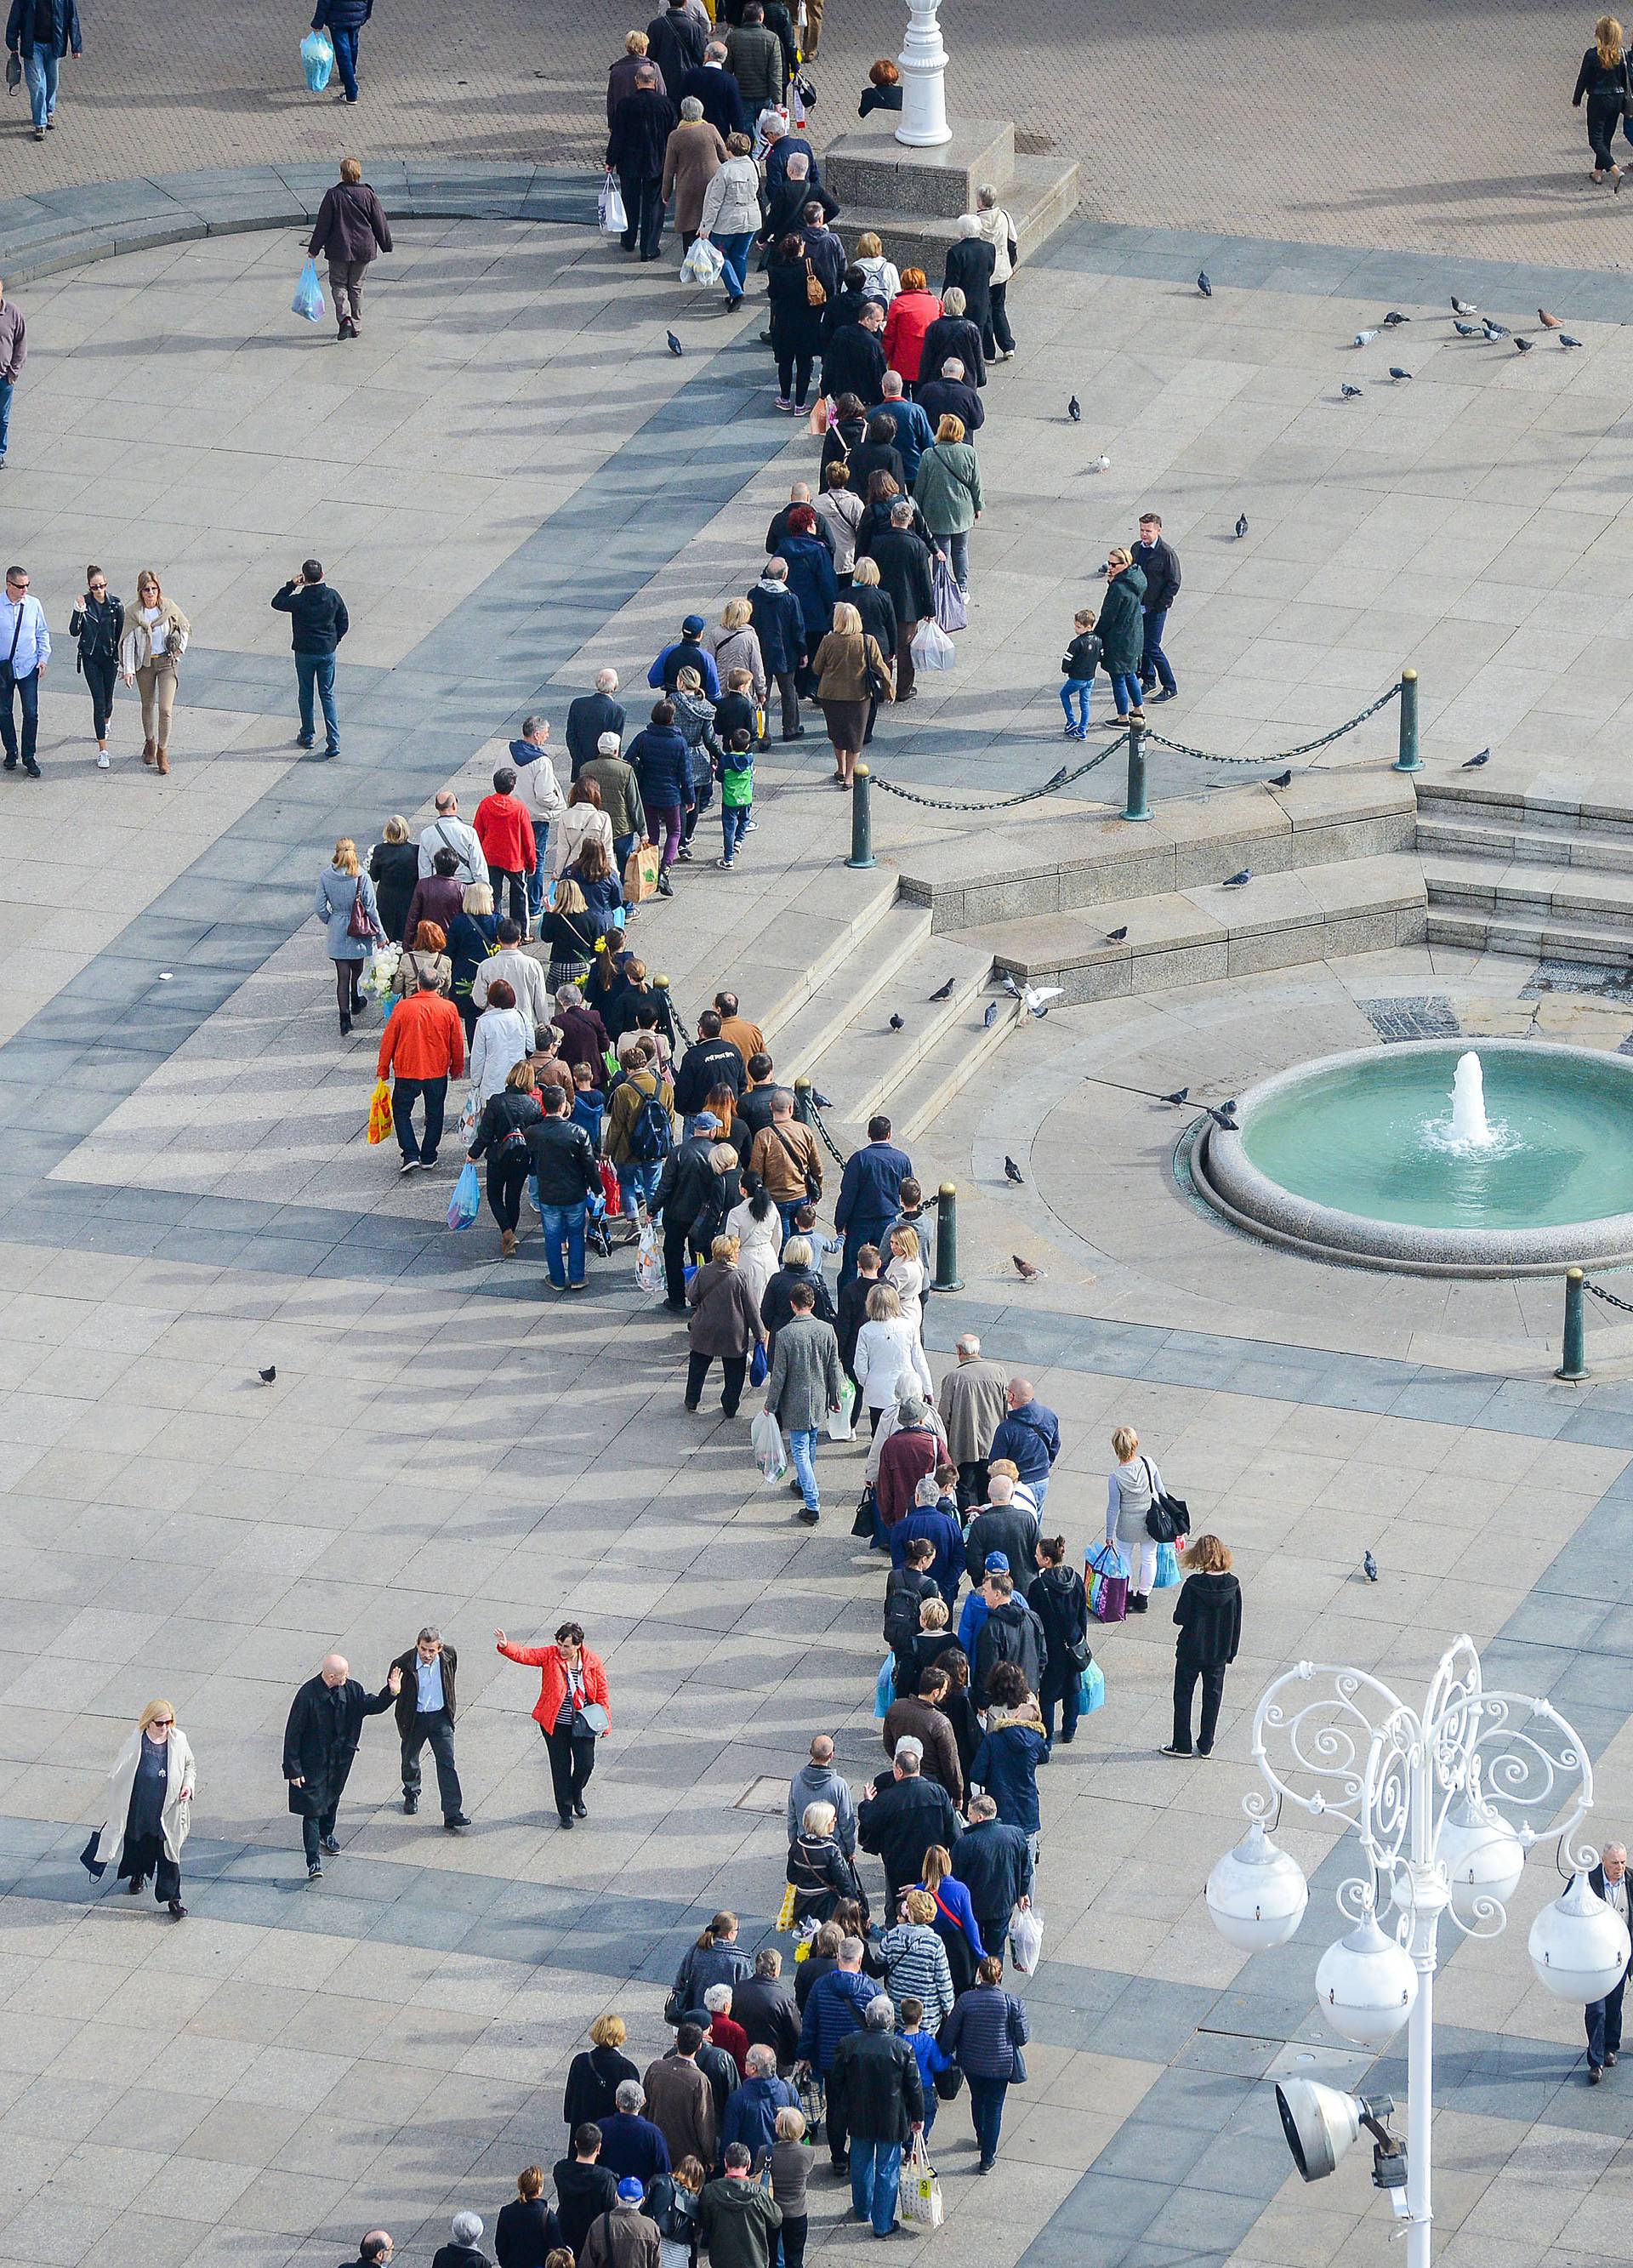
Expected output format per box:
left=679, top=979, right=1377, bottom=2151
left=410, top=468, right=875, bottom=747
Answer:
left=1207, top=1635, right=1624, bottom=2268
left=895, top=0, right=950, bottom=147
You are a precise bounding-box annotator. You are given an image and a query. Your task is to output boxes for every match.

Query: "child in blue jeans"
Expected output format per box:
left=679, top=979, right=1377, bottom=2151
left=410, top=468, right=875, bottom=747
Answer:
left=718, top=727, right=754, bottom=868
left=1060, top=608, right=1101, bottom=740
left=898, top=1996, right=953, bottom=2135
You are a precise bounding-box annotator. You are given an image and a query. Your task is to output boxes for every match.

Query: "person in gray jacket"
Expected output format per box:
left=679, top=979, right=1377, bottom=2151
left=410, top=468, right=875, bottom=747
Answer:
left=763, top=1281, right=843, bottom=1524
left=787, top=1734, right=856, bottom=1854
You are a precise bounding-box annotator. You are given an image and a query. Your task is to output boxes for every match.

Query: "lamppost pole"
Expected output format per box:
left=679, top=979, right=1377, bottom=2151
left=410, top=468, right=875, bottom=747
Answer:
left=896, top=0, right=951, bottom=147
left=1206, top=1637, right=1626, bottom=2267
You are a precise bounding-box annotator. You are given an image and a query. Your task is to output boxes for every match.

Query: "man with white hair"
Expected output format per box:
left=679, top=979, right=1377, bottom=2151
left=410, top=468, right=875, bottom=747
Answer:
left=974, top=181, right=1019, bottom=358
left=578, top=728, right=646, bottom=865
left=864, top=369, right=934, bottom=482
left=1588, top=1841, right=1632, bottom=2082
left=282, top=1652, right=401, bottom=1881
left=417, top=789, right=486, bottom=887
left=703, top=1980, right=751, bottom=2076
left=938, top=1331, right=1011, bottom=1509
left=723, top=2040, right=798, bottom=2156
left=826, top=1993, right=925, bottom=2236
left=735, top=1946, right=801, bottom=2066
left=942, top=209, right=997, bottom=345
left=566, top=667, right=626, bottom=778
left=430, top=2210, right=488, bottom=2268
left=678, top=37, right=748, bottom=138
left=597, top=2077, right=673, bottom=2183
left=794, top=1934, right=876, bottom=2173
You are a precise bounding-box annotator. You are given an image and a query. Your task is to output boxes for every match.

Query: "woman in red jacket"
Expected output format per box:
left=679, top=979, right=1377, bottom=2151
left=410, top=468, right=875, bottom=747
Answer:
left=883, top=269, right=942, bottom=394
left=495, top=1621, right=612, bottom=1828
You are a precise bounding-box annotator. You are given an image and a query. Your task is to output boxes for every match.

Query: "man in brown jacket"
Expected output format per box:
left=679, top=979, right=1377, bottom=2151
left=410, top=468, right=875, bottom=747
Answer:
left=582, top=2180, right=662, bottom=2268
left=936, top=1331, right=1011, bottom=1511
left=748, top=1091, right=821, bottom=1237
left=643, top=2025, right=718, bottom=2168
left=882, top=1668, right=963, bottom=1805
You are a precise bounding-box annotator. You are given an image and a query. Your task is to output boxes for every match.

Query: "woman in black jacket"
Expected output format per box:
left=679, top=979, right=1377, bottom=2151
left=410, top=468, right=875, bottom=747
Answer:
left=788, top=1803, right=868, bottom=1928
left=820, top=394, right=868, bottom=480
left=69, top=566, right=123, bottom=765
left=495, top=2166, right=560, bottom=2268
left=367, top=816, right=419, bottom=944
left=1573, top=17, right=1631, bottom=182
left=467, top=1060, right=543, bottom=1257
left=1027, top=1536, right=1090, bottom=1752
left=850, top=560, right=897, bottom=746
left=562, top=2014, right=641, bottom=2134
left=854, top=473, right=931, bottom=561
left=766, top=233, right=825, bottom=413
left=932, top=1644, right=981, bottom=1781
left=1163, top=1533, right=1243, bottom=1760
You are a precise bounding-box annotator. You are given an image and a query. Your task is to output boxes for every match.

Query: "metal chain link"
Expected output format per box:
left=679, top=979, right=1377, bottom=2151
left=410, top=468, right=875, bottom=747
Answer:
left=1143, top=684, right=1403, bottom=766
left=805, top=1093, right=851, bottom=1166
left=1585, top=1277, right=1633, bottom=1314
left=867, top=741, right=1118, bottom=812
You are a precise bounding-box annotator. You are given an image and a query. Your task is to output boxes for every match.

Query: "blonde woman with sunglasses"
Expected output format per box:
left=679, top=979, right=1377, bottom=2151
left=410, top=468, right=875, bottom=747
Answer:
left=80, top=1700, right=196, bottom=1919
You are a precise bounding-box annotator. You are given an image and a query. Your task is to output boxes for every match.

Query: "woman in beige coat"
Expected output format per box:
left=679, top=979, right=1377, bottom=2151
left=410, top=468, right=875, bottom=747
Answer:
left=80, top=1700, right=196, bottom=1919
left=549, top=779, right=617, bottom=882
left=810, top=601, right=892, bottom=787
left=662, top=101, right=727, bottom=248
left=117, top=570, right=190, bottom=774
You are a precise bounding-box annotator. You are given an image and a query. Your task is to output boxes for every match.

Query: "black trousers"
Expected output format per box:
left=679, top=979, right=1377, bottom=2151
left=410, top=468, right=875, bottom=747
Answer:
left=619, top=169, right=665, bottom=258
left=488, top=863, right=526, bottom=926
left=776, top=350, right=815, bottom=406
left=83, top=651, right=117, bottom=738
left=401, top=1708, right=464, bottom=1816
left=1172, top=1655, right=1227, bottom=1756
left=486, top=1151, right=531, bottom=1232
left=986, top=279, right=1015, bottom=355
left=117, top=1831, right=179, bottom=1904
left=542, top=1724, right=597, bottom=1820
left=687, top=1348, right=747, bottom=1415
left=301, top=1807, right=339, bottom=1864
left=956, top=1459, right=989, bottom=1513
left=1588, top=89, right=1624, bottom=169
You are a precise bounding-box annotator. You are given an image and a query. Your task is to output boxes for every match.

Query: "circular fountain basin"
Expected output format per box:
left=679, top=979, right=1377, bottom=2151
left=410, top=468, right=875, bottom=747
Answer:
left=1193, top=1039, right=1633, bottom=1276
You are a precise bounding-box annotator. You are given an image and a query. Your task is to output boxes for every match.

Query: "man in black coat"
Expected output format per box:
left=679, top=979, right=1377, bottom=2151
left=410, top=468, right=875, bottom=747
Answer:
left=765, top=483, right=834, bottom=559
left=735, top=1948, right=803, bottom=2067
left=553, top=2129, right=621, bottom=2259
left=856, top=1746, right=961, bottom=1913
left=942, top=221, right=997, bottom=345
left=1586, top=1843, right=1632, bottom=2080
left=951, top=1794, right=1034, bottom=1957
left=679, top=46, right=748, bottom=138
left=822, top=303, right=887, bottom=406
left=674, top=1011, right=749, bottom=1117
left=920, top=304, right=986, bottom=389
left=964, top=1476, right=1039, bottom=1587
left=1132, top=510, right=1182, bottom=702
left=916, top=363, right=985, bottom=436
left=850, top=419, right=906, bottom=500
left=748, top=563, right=805, bottom=740
left=284, top=1654, right=401, bottom=1878
left=760, top=1250, right=839, bottom=1342
left=566, top=674, right=626, bottom=778
left=646, top=0, right=705, bottom=92
left=391, top=1626, right=469, bottom=1829
left=653, top=1115, right=725, bottom=1310
left=524, top=1085, right=602, bottom=1293
left=606, top=66, right=676, bottom=260
left=827, top=1997, right=925, bottom=2236
left=868, top=506, right=936, bottom=700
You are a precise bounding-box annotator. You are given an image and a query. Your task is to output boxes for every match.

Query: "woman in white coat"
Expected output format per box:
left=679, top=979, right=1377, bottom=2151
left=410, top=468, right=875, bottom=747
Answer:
left=1105, top=1422, right=1163, bottom=1615
left=469, top=981, right=532, bottom=1104
left=725, top=1172, right=782, bottom=1311
left=882, top=1224, right=925, bottom=1337
left=852, top=1280, right=933, bottom=1436
left=80, top=1700, right=195, bottom=1918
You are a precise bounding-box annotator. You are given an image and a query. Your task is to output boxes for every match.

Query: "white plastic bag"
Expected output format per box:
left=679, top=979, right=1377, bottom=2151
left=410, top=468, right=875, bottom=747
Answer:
left=680, top=236, right=725, bottom=286
left=911, top=618, right=955, bottom=673
left=751, top=1410, right=788, bottom=1484
left=1010, top=1905, right=1044, bottom=1975
left=827, top=1377, right=856, bottom=1442
left=600, top=173, right=628, bottom=235
left=899, top=2138, right=943, bottom=2229
left=456, top=1086, right=480, bottom=1147
left=635, top=1219, right=665, bottom=1299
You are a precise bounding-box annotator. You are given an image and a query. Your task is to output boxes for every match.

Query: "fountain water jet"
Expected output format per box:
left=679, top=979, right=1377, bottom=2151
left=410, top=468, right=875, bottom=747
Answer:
left=1450, top=1051, right=1492, bottom=1148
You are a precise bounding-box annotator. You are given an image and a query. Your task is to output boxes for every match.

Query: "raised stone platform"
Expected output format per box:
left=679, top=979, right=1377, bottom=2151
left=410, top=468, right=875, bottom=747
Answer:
left=822, top=111, right=1080, bottom=272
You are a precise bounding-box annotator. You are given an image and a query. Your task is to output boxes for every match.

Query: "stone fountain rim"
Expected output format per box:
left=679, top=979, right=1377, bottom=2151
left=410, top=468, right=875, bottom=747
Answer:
left=1192, top=1036, right=1633, bottom=1279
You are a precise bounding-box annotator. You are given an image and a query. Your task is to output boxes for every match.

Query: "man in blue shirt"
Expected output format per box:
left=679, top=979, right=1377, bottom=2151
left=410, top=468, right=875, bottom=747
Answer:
left=864, top=375, right=934, bottom=482
left=891, top=1471, right=964, bottom=1609
left=834, top=1114, right=913, bottom=1287
left=987, top=1379, right=1061, bottom=1512
left=390, top=1627, right=469, bottom=1829
left=0, top=561, right=48, bottom=778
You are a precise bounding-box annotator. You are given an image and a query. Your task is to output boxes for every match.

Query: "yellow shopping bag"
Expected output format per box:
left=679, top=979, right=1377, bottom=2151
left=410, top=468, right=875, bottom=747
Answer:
left=367, top=1078, right=394, bottom=1144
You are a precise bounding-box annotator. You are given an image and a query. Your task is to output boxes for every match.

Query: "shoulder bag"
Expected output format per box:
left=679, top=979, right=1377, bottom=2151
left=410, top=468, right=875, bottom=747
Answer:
left=1622, top=53, right=1633, bottom=117
left=774, top=1121, right=821, bottom=1200
left=346, top=875, right=377, bottom=940
left=805, top=258, right=827, bottom=308
left=1141, top=1453, right=1190, bottom=1542
left=0, top=599, right=24, bottom=696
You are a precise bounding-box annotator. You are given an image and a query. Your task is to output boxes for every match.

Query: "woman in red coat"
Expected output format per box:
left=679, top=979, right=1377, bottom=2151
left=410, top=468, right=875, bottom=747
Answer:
left=883, top=269, right=942, bottom=393
left=495, top=1620, right=612, bottom=1828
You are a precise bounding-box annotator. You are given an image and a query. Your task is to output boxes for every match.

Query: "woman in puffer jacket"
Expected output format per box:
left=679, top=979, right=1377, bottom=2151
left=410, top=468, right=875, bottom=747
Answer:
left=672, top=665, right=725, bottom=858
left=788, top=1800, right=869, bottom=1929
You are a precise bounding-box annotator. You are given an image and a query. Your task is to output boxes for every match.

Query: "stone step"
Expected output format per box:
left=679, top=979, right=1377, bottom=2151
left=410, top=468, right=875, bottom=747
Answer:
left=1422, top=851, right=1633, bottom=928
left=765, top=899, right=932, bottom=1075
left=800, top=934, right=995, bottom=1134
left=889, top=988, right=1021, bottom=1145
left=817, top=153, right=1084, bottom=275
left=1415, top=780, right=1633, bottom=842
left=1425, top=907, right=1633, bottom=966
left=1416, top=814, right=1633, bottom=876
left=741, top=864, right=907, bottom=1056
left=960, top=852, right=1425, bottom=1005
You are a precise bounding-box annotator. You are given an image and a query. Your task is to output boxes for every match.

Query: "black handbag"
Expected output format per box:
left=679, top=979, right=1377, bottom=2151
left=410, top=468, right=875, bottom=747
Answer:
left=1141, top=1456, right=1189, bottom=1543
left=1065, top=1632, right=1092, bottom=1673
left=933, top=2066, right=964, bottom=2100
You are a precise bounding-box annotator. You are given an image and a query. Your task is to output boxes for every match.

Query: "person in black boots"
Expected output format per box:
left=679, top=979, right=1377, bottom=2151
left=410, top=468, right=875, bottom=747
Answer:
left=1162, top=1534, right=1242, bottom=1760
left=69, top=564, right=122, bottom=767
left=390, top=1626, right=470, bottom=1830
left=283, top=1654, right=401, bottom=1878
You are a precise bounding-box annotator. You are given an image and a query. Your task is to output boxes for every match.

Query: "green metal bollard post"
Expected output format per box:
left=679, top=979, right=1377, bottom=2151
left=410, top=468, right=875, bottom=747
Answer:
left=932, top=1181, right=964, bottom=1292
left=1557, top=1266, right=1589, bottom=1382
left=847, top=762, right=875, bottom=869
left=794, top=1076, right=814, bottom=1127
left=1392, top=666, right=1420, bottom=773
left=1122, top=721, right=1152, bottom=823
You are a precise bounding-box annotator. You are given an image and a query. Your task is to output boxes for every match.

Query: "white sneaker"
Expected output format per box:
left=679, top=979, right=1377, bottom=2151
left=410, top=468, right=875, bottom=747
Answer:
left=96, top=750, right=110, bottom=768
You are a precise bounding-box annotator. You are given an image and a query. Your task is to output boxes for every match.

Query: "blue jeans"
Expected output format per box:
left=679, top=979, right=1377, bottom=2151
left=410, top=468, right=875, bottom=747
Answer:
left=967, top=2073, right=1008, bottom=2166
left=722, top=803, right=751, bottom=860
left=944, top=529, right=970, bottom=590
left=295, top=652, right=339, bottom=754
left=1587, top=1972, right=1628, bottom=2068
left=527, top=839, right=549, bottom=927
left=0, top=376, right=13, bottom=459
left=617, top=1160, right=659, bottom=1217
left=849, top=2137, right=902, bottom=2235
left=0, top=665, right=40, bottom=768
left=1031, top=1474, right=1050, bottom=1512
left=613, top=832, right=636, bottom=871
left=23, top=47, right=57, bottom=130
left=788, top=1426, right=820, bottom=1512
left=1110, top=671, right=1142, bottom=717
left=714, top=230, right=754, bottom=298
left=1141, top=607, right=1176, bottom=694
left=539, top=1200, right=587, bottom=1288
left=331, top=22, right=359, bottom=97
left=1059, top=679, right=1091, bottom=732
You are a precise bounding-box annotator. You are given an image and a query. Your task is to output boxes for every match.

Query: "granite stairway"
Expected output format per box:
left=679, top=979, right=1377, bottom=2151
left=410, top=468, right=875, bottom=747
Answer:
left=1419, top=782, right=1633, bottom=967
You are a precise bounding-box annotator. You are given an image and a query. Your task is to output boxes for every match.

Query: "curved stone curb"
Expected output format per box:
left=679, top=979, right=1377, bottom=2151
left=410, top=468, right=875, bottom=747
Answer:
left=0, top=159, right=596, bottom=282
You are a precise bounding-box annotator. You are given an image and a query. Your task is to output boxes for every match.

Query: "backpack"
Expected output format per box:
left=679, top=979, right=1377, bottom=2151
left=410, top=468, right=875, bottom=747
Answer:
left=628, top=1087, right=674, bottom=1165
left=883, top=1573, right=927, bottom=1651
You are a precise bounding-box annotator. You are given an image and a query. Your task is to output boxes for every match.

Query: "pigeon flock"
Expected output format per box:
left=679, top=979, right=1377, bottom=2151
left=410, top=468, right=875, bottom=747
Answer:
left=1330, top=295, right=1585, bottom=394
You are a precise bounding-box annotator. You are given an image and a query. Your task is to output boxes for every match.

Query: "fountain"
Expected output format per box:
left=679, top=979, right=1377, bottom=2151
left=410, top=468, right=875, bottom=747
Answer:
left=1190, top=1039, right=1633, bottom=1276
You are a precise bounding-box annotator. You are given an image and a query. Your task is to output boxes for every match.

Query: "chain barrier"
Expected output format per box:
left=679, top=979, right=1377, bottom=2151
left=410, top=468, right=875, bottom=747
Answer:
left=866, top=741, right=1118, bottom=812
left=1143, top=683, right=1403, bottom=766
left=1585, top=1276, right=1633, bottom=1315
left=806, top=1092, right=851, bottom=1167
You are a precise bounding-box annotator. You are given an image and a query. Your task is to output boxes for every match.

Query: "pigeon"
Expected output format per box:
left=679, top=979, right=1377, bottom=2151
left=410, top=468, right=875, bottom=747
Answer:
left=1012, top=1254, right=1041, bottom=1280
left=259, top=1365, right=277, bottom=1384
left=1383, top=311, right=1409, bottom=327
left=1539, top=308, right=1562, bottom=328
left=812, top=1090, right=834, bottom=1108
left=1004, top=1156, right=1025, bottom=1185
left=1389, top=367, right=1413, bottom=380
left=888, top=1012, right=905, bottom=1031
left=1092, top=454, right=1111, bottom=473
left=1095, top=560, right=1109, bottom=577
left=1268, top=768, right=1293, bottom=788
left=1161, top=1087, right=1190, bottom=1107
left=1515, top=336, right=1533, bottom=354
left=1107, top=926, right=1129, bottom=943
left=1222, top=868, right=1252, bottom=887
left=1206, top=1104, right=1239, bottom=1131
left=1017, top=982, right=1063, bottom=1019
left=1561, top=334, right=1585, bottom=349
left=1340, top=383, right=1363, bottom=399
left=1067, top=395, right=1081, bottom=423
left=1482, top=318, right=1510, bottom=340
left=1234, top=512, right=1249, bottom=539
left=983, top=1000, right=1000, bottom=1029
left=666, top=330, right=683, bottom=356
left=1453, top=320, right=1481, bottom=338
left=1197, top=270, right=1213, bottom=298
left=1451, top=296, right=1479, bottom=316
left=1363, top=1548, right=1379, bottom=1583
left=929, top=977, right=957, bottom=1000
left=1461, top=748, right=1491, bottom=769
left=1353, top=328, right=1378, bottom=347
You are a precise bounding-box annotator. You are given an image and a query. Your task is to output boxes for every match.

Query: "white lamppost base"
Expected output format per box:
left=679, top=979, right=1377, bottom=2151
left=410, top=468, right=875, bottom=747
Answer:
left=896, top=0, right=951, bottom=146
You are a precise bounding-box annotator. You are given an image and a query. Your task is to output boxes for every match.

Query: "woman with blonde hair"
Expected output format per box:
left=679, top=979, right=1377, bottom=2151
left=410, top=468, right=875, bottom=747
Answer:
left=447, top=879, right=499, bottom=1039
left=763, top=2111, right=810, bottom=2268
left=913, top=411, right=984, bottom=592
left=702, top=593, right=766, bottom=704
left=787, top=1798, right=868, bottom=1926
left=853, top=226, right=902, bottom=301
left=541, top=875, right=603, bottom=991
left=311, top=835, right=384, bottom=1035
left=81, top=1699, right=195, bottom=1919
left=563, top=2013, right=640, bottom=2133
left=810, top=599, right=892, bottom=787
left=882, top=1222, right=925, bottom=1336
left=878, top=1887, right=956, bottom=2023
left=117, top=569, right=190, bottom=773
left=550, top=775, right=616, bottom=880
left=1163, top=1535, right=1242, bottom=1760
left=368, top=813, right=418, bottom=943
left=852, top=1279, right=933, bottom=1433
left=685, top=1231, right=766, bottom=1416
left=1574, top=17, right=1631, bottom=180
left=1105, top=1422, right=1164, bottom=1615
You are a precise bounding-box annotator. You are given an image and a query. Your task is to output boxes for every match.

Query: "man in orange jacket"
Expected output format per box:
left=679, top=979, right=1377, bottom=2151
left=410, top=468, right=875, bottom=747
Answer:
left=378, top=971, right=465, bottom=1172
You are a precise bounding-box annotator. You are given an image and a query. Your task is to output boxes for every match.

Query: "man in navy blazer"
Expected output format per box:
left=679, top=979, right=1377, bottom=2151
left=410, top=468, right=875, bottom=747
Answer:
left=679, top=48, right=749, bottom=138
left=566, top=673, right=627, bottom=779
left=1587, top=1843, right=1632, bottom=2081
left=835, top=1114, right=913, bottom=1286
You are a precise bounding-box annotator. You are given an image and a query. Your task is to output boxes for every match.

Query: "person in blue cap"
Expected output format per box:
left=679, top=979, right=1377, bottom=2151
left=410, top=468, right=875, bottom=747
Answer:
left=957, top=1553, right=1009, bottom=1662
left=649, top=616, right=721, bottom=699
left=581, top=2177, right=662, bottom=2268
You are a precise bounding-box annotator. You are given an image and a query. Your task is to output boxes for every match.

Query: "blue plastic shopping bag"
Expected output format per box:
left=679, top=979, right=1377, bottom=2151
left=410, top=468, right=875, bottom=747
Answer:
left=301, top=29, right=333, bottom=89
left=1153, top=1541, right=1181, bottom=1588
left=750, top=1341, right=769, bottom=1388
left=447, top=1160, right=481, bottom=1231
left=874, top=1656, right=896, bottom=1718
left=1077, top=1660, right=1106, bottom=1714
left=292, top=258, right=325, bottom=324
